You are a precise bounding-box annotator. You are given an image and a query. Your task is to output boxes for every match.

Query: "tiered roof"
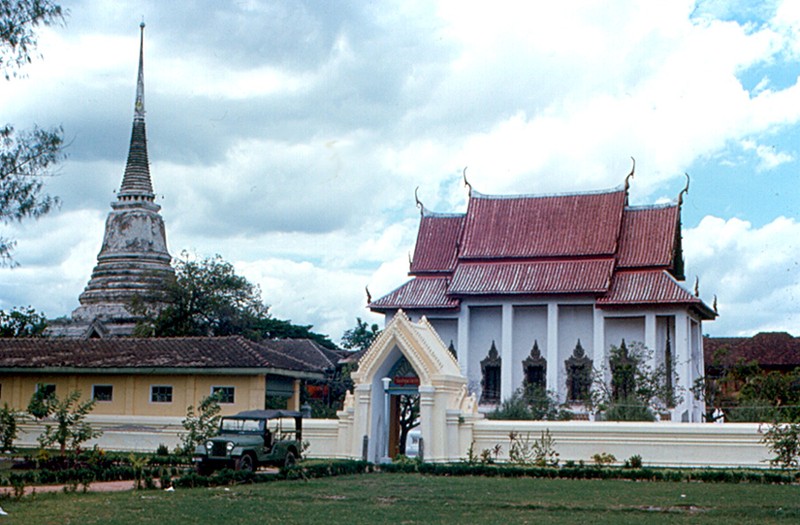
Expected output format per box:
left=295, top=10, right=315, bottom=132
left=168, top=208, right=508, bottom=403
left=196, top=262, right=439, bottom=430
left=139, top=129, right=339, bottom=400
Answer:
left=371, top=183, right=714, bottom=319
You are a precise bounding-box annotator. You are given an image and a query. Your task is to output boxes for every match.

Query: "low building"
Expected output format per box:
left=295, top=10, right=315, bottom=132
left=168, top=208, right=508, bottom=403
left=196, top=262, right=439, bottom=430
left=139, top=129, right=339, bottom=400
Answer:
left=0, top=336, right=335, bottom=416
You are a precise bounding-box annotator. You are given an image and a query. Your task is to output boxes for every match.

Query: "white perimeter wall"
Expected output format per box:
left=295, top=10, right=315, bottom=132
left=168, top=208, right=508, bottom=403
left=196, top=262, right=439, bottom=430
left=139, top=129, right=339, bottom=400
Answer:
left=13, top=416, right=772, bottom=468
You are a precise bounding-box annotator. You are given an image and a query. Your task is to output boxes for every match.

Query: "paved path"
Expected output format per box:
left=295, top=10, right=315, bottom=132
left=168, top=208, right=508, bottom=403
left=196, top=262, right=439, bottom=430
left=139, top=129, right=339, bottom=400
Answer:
left=0, top=479, right=138, bottom=496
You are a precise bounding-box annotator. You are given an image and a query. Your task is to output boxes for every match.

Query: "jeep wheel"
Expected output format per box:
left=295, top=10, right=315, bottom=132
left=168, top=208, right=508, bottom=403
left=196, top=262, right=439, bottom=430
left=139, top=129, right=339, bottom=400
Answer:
left=235, top=454, right=255, bottom=472
left=284, top=451, right=297, bottom=468
left=196, top=461, right=213, bottom=476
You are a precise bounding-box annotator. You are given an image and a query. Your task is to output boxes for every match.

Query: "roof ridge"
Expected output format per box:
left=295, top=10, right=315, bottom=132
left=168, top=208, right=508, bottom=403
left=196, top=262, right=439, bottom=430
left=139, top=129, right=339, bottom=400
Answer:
left=626, top=202, right=679, bottom=211
left=471, top=183, right=626, bottom=201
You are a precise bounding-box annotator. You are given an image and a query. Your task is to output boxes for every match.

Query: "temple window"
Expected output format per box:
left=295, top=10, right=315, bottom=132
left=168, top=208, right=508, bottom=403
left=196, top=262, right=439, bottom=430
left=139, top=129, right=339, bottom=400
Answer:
left=480, top=341, right=501, bottom=403
left=609, top=339, right=636, bottom=402
left=564, top=340, right=592, bottom=403
left=522, top=340, right=547, bottom=393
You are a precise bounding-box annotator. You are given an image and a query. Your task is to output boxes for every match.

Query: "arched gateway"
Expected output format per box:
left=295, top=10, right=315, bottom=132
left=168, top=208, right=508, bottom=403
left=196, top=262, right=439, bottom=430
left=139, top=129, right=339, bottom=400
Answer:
left=336, top=311, right=481, bottom=463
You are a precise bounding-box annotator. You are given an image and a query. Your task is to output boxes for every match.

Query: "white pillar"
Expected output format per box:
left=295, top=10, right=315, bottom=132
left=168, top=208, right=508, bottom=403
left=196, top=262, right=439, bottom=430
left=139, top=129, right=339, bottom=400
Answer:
left=674, top=312, right=690, bottom=421
left=457, top=307, right=470, bottom=378
left=593, top=307, right=607, bottom=384
left=501, top=303, right=514, bottom=402
left=546, top=303, right=560, bottom=400
left=418, top=385, right=435, bottom=460
left=645, top=313, right=657, bottom=371
left=381, top=377, right=391, bottom=461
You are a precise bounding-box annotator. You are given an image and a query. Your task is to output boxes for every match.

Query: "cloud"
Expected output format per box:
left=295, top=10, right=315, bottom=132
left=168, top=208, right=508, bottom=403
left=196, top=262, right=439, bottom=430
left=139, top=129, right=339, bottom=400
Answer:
left=740, top=139, right=794, bottom=170
left=3, top=1, right=800, bottom=341
left=684, top=215, right=800, bottom=335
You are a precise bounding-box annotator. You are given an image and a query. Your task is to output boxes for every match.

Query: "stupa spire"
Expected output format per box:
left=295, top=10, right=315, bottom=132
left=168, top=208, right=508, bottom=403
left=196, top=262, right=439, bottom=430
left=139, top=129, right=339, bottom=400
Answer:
left=117, top=21, right=155, bottom=203
left=48, top=23, right=174, bottom=338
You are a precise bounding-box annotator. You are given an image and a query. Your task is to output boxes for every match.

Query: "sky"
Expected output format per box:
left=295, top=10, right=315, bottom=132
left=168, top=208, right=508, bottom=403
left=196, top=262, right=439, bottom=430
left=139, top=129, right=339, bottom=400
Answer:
left=0, top=0, right=799, bottom=341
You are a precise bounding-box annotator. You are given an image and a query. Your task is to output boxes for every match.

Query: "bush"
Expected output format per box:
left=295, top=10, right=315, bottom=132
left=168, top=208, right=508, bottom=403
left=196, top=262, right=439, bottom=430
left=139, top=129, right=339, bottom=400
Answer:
left=602, top=398, right=655, bottom=422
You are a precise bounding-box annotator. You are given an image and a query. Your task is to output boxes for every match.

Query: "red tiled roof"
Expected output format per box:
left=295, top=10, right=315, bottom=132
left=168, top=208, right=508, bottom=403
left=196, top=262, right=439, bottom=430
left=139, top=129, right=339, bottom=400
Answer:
left=704, top=332, right=800, bottom=368
left=616, top=205, right=678, bottom=268
left=449, top=259, right=614, bottom=295
left=0, top=336, right=330, bottom=376
left=459, top=189, right=626, bottom=259
left=369, top=277, right=459, bottom=311
left=410, top=212, right=465, bottom=274
left=597, top=270, right=712, bottom=314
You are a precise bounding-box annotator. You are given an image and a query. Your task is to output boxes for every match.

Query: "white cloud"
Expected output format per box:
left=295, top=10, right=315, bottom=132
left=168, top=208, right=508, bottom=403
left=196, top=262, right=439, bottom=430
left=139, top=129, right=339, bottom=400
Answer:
left=740, top=139, right=794, bottom=170
left=4, top=1, right=800, bottom=341
left=684, top=215, right=800, bottom=335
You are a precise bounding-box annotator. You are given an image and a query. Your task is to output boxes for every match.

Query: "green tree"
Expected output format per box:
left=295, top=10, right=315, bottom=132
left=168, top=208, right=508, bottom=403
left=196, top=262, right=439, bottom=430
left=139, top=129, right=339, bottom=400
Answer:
left=0, top=403, right=18, bottom=452
left=133, top=252, right=335, bottom=347
left=341, top=317, right=381, bottom=353
left=1, top=1, right=66, bottom=264
left=0, top=305, right=46, bottom=336
left=593, top=341, right=677, bottom=421
left=179, top=392, right=222, bottom=455
left=28, top=390, right=101, bottom=454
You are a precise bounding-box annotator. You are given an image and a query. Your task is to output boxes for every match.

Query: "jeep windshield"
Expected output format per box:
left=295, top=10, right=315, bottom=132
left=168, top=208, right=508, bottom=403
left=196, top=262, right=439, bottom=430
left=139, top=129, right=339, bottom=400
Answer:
left=219, top=418, right=265, bottom=434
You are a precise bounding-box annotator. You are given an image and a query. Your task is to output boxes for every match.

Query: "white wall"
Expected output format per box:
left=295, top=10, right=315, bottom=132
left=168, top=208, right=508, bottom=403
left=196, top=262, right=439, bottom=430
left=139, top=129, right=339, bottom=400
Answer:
left=471, top=420, right=770, bottom=468
left=14, top=416, right=773, bottom=469
left=512, top=306, right=548, bottom=390
left=468, top=306, right=502, bottom=400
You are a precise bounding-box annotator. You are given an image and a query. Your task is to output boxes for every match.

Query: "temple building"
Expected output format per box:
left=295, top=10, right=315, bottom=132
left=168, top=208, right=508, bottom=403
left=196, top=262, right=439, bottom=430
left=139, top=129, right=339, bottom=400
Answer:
left=370, top=174, right=716, bottom=422
left=48, top=22, right=174, bottom=338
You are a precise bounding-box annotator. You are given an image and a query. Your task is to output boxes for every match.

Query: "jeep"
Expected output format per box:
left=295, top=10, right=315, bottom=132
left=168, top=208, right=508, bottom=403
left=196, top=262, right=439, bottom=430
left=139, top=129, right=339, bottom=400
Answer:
left=193, top=409, right=303, bottom=474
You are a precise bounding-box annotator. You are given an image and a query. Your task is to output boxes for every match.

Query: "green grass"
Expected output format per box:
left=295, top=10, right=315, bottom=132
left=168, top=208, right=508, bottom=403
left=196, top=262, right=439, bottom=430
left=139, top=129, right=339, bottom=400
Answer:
left=1, top=473, right=798, bottom=524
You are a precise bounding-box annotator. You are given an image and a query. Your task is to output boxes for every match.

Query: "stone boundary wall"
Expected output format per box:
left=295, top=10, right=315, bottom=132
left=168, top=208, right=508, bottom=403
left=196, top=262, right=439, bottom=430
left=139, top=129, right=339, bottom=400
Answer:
left=12, top=416, right=772, bottom=468
left=14, top=416, right=344, bottom=457
left=472, top=420, right=771, bottom=468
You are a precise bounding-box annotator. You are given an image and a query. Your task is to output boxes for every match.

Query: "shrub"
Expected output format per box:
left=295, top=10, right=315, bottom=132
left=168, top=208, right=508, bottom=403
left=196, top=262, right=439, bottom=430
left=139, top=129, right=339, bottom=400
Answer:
left=760, top=421, right=800, bottom=469
left=0, top=403, right=18, bottom=452
left=592, top=452, right=616, bottom=466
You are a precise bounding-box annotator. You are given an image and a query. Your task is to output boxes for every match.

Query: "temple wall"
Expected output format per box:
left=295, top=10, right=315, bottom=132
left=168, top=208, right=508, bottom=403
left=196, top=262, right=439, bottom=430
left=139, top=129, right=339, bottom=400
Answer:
left=511, top=306, right=548, bottom=390
left=470, top=420, right=769, bottom=468
left=12, top=417, right=771, bottom=468
left=468, top=306, right=502, bottom=399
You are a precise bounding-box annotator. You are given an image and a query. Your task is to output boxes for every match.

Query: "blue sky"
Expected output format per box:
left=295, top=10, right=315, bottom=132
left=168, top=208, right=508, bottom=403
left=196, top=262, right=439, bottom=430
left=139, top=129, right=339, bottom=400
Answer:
left=0, top=0, right=799, bottom=339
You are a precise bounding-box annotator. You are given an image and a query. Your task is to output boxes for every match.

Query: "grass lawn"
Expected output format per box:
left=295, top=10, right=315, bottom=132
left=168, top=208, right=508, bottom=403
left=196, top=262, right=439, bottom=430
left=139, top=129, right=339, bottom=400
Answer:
left=0, top=473, right=798, bottom=524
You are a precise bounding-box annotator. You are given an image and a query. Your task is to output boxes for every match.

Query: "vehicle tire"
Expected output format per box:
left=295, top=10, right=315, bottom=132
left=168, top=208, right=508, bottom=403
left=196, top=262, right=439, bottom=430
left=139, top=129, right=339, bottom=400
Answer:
left=284, top=451, right=297, bottom=468
left=235, top=454, right=255, bottom=472
left=196, top=461, right=213, bottom=476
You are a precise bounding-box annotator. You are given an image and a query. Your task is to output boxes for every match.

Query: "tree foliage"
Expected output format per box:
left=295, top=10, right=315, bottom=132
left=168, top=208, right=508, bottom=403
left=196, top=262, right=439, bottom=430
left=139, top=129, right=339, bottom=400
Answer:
left=179, top=392, right=222, bottom=455
left=0, top=402, right=18, bottom=452
left=28, top=389, right=101, bottom=454
left=592, top=341, right=678, bottom=421
left=133, top=252, right=335, bottom=347
left=698, top=349, right=800, bottom=422
left=0, top=305, right=46, bottom=336
left=488, top=386, right=571, bottom=421
left=1, top=1, right=66, bottom=264
left=341, top=317, right=381, bottom=353
left=1, top=0, right=65, bottom=78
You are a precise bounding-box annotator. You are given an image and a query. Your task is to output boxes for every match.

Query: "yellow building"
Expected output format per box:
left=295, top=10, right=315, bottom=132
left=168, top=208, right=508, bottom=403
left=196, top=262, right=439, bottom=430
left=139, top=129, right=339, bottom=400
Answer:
left=0, top=336, right=333, bottom=416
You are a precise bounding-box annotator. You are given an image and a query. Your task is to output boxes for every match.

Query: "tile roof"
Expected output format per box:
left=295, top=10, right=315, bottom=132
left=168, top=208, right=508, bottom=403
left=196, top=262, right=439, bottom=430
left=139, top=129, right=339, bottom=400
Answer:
left=449, top=259, right=614, bottom=295
left=369, top=277, right=459, bottom=311
left=370, top=184, right=709, bottom=316
left=597, top=270, right=713, bottom=317
left=460, top=189, right=626, bottom=259
left=410, top=212, right=465, bottom=274
left=0, top=337, right=330, bottom=377
left=704, top=332, right=800, bottom=368
left=616, top=205, right=678, bottom=269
